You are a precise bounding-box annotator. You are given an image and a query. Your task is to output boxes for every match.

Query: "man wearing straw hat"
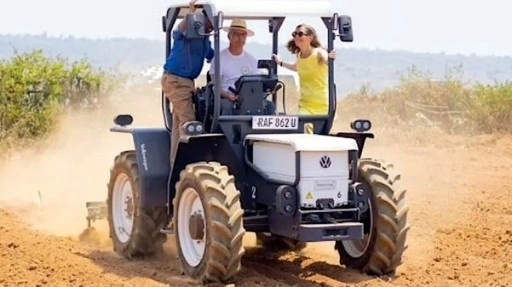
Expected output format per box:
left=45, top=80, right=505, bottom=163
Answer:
left=209, top=19, right=275, bottom=115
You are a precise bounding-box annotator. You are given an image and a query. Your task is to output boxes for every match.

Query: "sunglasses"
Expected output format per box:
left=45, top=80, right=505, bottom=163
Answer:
left=292, top=31, right=309, bottom=37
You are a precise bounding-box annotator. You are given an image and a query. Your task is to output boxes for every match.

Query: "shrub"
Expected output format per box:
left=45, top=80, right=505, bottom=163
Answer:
left=466, top=81, right=512, bottom=133
left=0, top=49, right=120, bottom=149
left=338, top=65, right=512, bottom=135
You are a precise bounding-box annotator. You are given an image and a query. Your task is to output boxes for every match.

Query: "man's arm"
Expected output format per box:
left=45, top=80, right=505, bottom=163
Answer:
left=205, top=41, right=215, bottom=62
left=209, top=72, right=235, bottom=99
left=177, top=0, right=198, bottom=32
left=209, top=71, right=237, bottom=101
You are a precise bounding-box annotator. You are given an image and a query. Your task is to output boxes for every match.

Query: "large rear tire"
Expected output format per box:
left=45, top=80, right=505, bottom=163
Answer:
left=335, top=158, right=410, bottom=275
left=173, top=161, right=245, bottom=284
left=107, top=151, right=167, bottom=259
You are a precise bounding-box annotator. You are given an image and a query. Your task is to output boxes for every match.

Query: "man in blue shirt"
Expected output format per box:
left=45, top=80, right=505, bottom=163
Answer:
left=161, top=0, right=214, bottom=165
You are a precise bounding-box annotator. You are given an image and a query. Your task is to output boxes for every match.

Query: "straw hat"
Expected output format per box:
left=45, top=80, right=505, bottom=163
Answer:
left=222, top=19, right=255, bottom=37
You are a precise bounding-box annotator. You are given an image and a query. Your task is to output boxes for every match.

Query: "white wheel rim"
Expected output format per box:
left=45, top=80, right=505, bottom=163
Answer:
left=112, top=173, right=134, bottom=244
left=177, top=187, right=206, bottom=267
left=342, top=198, right=373, bottom=258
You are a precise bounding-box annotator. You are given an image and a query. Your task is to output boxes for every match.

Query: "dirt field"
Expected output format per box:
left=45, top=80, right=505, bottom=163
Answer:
left=1, top=90, right=511, bottom=287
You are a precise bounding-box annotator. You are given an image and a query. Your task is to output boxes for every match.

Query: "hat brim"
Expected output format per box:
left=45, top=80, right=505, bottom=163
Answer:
left=222, top=26, right=255, bottom=37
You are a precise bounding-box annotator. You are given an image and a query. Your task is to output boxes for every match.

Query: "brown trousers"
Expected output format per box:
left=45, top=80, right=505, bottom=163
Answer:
left=161, top=73, right=195, bottom=165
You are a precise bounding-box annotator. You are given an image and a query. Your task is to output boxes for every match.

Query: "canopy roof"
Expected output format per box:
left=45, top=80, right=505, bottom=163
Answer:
left=167, top=0, right=335, bottom=20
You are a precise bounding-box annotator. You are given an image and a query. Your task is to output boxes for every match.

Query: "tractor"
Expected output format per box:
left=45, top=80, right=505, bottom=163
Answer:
left=85, top=0, right=410, bottom=284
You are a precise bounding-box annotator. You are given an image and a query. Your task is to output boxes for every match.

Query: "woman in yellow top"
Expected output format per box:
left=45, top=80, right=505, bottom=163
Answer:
left=273, top=24, right=336, bottom=133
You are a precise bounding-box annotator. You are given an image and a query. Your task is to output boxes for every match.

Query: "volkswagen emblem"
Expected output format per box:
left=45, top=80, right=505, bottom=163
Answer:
left=319, top=156, right=331, bottom=168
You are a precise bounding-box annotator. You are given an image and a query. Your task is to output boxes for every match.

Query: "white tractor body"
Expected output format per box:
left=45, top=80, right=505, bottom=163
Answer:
left=246, top=133, right=358, bottom=208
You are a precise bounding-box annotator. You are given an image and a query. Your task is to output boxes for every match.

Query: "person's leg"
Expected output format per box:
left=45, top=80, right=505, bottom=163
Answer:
left=299, top=101, right=329, bottom=134
left=171, top=109, right=180, bottom=164
left=161, top=74, right=195, bottom=165
left=161, top=74, right=177, bottom=163
left=299, top=105, right=314, bottom=134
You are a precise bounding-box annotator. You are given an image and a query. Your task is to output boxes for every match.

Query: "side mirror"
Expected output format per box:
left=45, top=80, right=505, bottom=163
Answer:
left=185, top=13, right=207, bottom=39
left=337, top=15, right=353, bottom=42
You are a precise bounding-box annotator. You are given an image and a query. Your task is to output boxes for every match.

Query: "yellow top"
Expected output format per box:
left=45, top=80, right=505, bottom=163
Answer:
left=296, top=47, right=329, bottom=115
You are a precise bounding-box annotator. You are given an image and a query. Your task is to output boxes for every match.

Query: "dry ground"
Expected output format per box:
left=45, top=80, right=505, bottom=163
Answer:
left=0, top=87, right=511, bottom=287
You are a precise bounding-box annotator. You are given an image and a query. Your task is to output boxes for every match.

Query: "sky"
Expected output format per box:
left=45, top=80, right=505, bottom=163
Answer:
left=1, top=0, right=511, bottom=57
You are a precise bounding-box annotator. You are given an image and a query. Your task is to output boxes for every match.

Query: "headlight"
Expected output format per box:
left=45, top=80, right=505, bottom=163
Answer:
left=276, top=185, right=297, bottom=216
left=350, top=119, right=372, bottom=132
left=182, top=121, right=205, bottom=135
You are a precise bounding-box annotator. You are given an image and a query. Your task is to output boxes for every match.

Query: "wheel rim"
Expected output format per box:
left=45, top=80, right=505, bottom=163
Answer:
left=112, top=173, right=134, bottom=244
left=342, top=198, right=374, bottom=258
left=177, top=187, right=206, bottom=267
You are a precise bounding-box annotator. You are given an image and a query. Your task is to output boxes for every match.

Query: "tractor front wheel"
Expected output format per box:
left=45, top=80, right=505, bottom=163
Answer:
left=335, top=158, right=410, bottom=276
left=174, top=162, right=245, bottom=284
left=107, top=151, right=167, bottom=259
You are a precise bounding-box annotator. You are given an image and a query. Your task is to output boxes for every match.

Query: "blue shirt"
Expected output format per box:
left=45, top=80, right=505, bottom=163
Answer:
left=163, top=29, right=214, bottom=80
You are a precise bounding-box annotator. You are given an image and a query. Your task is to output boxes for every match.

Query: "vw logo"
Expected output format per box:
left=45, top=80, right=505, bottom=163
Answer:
left=319, top=156, right=331, bottom=168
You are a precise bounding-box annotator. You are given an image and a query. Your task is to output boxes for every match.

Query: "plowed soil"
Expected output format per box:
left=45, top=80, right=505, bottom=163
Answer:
left=1, top=94, right=511, bottom=287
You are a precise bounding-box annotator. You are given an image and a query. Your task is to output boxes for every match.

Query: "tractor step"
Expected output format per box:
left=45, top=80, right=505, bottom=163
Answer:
left=160, top=228, right=174, bottom=235
left=160, top=222, right=174, bottom=234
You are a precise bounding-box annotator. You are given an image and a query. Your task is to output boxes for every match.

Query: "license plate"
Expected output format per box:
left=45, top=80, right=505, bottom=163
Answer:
left=252, top=116, right=299, bottom=130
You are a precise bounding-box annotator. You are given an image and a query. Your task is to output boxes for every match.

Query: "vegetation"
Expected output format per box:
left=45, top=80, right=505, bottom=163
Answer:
left=0, top=45, right=510, bottom=157
left=2, top=34, right=512, bottom=94
left=0, top=49, right=120, bottom=150
left=338, top=65, right=512, bottom=135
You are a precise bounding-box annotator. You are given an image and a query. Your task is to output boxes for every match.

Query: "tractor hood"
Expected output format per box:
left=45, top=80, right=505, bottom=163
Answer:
left=244, top=133, right=359, bottom=152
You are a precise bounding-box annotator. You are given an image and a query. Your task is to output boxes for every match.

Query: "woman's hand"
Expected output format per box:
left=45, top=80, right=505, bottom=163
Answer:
left=273, top=53, right=297, bottom=71
left=272, top=54, right=282, bottom=65
left=317, top=48, right=336, bottom=65
left=328, top=49, right=336, bottom=60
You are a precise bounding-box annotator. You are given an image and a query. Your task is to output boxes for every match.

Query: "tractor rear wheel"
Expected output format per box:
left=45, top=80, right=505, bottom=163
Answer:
left=107, top=151, right=167, bottom=259
left=335, top=158, right=410, bottom=276
left=173, top=162, right=245, bottom=284
left=255, top=232, right=307, bottom=252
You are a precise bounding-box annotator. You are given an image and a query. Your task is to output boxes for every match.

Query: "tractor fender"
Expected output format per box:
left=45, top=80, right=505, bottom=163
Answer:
left=168, top=134, right=244, bottom=208
left=112, top=127, right=170, bottom=209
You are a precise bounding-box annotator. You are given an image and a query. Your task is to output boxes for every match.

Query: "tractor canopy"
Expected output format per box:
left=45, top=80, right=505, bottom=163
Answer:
left=162, top=0, right=353, bottom=135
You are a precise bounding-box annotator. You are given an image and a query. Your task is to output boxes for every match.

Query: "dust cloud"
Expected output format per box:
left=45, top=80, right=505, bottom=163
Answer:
left=0, top=86, right=163, bottom=238
left=1, top=83, right=512, bottom=287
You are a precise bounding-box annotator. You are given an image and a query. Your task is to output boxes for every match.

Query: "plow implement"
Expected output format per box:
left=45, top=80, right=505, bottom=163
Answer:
left=85, top=201, right=107, bottom=227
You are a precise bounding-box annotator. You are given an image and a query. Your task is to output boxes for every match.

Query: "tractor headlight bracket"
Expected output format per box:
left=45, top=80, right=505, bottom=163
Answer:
left=349, top=182, right=370, bottom=214
left=182, top=121, right=205, bottom=135
left=275, top=185, right=298, bottom=216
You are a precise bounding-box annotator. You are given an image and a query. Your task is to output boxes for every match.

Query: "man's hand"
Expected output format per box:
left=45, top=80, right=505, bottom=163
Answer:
left=178, top=0, right=198, bottom=32
left=222, top=91, right=238, bottom=102
left=227, top=93, right=238, bottom=102
left=189, top=0, right=197, bottom=13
